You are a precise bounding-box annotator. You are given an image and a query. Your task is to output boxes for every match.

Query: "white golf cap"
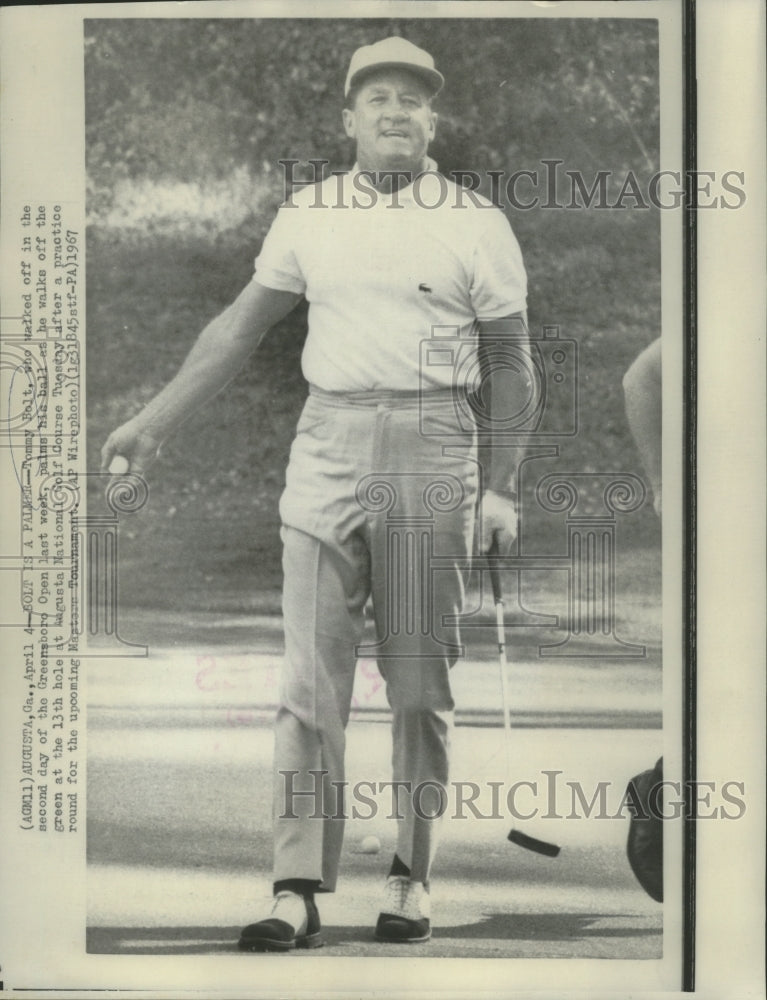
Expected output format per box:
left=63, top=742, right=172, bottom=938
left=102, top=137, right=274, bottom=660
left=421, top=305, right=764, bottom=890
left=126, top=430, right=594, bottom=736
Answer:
left=344, top=37, right=444, bottom=98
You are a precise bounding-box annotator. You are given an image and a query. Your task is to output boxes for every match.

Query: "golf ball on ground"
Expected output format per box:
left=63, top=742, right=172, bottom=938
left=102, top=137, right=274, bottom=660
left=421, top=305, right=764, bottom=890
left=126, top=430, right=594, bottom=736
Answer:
left=359, top=835, right=381, bottom=854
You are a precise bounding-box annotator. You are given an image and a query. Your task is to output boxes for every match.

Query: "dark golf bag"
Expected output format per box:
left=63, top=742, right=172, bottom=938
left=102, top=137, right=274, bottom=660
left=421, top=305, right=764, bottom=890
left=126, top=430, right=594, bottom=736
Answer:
left=626, top=756, right=663, bottom=903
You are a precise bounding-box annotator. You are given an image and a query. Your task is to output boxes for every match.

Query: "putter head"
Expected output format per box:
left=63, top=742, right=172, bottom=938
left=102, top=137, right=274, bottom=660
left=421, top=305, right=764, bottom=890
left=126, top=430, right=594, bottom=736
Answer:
left=508, top=828, right=561, bottom=857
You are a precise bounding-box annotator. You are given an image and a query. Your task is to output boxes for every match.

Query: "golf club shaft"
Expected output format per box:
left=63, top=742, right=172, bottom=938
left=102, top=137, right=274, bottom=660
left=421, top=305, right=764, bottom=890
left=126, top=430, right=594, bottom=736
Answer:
left=489, top=564, right=514, bottom=782
left=488, top=538, right=515, bottom=793
left=488, top=537, right=561, bottom=857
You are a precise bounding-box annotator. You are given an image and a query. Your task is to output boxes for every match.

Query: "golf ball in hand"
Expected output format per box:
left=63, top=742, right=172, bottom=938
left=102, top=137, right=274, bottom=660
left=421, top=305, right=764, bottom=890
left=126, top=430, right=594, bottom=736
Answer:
left=359, top=835, right=381, bottom=854
left=109, top=455, right=130, bottom=475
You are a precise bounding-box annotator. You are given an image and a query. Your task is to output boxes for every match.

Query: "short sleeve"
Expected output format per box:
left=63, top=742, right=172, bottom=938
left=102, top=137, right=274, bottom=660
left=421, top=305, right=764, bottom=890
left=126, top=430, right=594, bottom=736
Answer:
left=470, top=210, right=527, bottom=319
left=253, top=204, right=307, bottom=295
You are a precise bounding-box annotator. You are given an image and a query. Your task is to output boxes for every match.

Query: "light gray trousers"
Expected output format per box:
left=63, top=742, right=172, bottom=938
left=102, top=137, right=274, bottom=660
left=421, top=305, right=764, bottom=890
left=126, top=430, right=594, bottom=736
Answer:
left=273, top=386, right=478, bottom=891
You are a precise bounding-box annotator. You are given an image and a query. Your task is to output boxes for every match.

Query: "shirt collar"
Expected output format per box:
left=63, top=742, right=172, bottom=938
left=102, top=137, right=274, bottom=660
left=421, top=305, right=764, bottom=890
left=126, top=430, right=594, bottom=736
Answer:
left=348, top=157, right=441, bottom=203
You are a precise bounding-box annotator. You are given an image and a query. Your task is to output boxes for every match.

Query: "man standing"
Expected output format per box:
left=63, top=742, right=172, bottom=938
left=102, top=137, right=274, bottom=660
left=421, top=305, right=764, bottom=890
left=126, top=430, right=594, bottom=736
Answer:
left=102, top=37, right=528, bottom=948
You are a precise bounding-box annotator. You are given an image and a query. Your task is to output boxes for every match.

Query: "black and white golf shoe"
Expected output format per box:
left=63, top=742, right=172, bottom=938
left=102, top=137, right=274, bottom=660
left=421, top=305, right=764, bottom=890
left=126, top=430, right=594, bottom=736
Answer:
left=239, top=890, right=323, bottom=952
left=374, top=875, right=431, bottom=943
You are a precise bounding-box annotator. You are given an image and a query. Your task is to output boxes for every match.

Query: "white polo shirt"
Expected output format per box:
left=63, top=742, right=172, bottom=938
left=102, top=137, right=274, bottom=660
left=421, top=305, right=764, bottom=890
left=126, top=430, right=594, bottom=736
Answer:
left=254, top=165, right=527, bottom=392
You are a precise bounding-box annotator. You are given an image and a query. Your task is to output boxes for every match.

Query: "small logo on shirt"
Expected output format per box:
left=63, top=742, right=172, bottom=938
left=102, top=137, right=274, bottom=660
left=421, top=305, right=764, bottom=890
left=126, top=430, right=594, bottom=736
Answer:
left=418, top=283, right=432, bottom=294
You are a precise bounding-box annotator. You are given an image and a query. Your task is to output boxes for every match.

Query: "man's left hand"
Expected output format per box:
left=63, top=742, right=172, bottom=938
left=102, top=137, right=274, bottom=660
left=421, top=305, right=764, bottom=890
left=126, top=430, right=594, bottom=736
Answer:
left=478, top=490, right=518, bottom=554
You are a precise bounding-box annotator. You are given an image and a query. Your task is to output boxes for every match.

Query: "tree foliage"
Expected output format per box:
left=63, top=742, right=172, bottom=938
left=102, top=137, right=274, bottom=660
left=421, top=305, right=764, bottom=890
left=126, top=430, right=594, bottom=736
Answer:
left=85, top=17, right=659, bottom=202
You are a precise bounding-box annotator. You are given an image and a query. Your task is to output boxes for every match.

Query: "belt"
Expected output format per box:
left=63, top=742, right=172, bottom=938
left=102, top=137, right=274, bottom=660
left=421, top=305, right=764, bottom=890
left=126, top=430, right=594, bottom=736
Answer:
left=308, top=383, right=464, bottom=408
